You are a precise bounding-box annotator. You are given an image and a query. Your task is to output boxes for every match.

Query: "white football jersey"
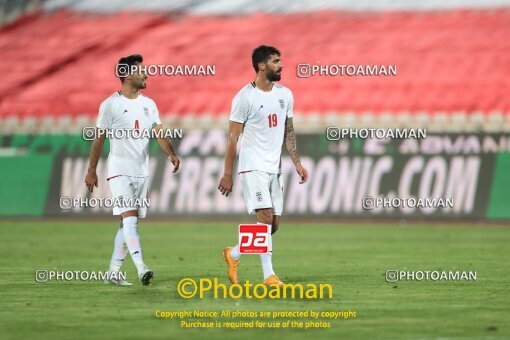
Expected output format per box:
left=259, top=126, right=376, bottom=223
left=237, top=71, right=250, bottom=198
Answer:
left=230, top=82, right=294, bottom=174
left=96, top=91, right=161, bottom=178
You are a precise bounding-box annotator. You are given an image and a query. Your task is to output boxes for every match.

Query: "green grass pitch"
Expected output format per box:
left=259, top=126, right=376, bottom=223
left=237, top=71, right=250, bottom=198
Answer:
left=0, top=221, right=508, bottom=339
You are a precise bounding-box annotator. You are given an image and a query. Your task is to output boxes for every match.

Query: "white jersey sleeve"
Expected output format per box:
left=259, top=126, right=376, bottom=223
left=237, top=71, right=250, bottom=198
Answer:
left=229, top=89, right=252, bottom=123
left=96, top=98, right=115, bottom=129
left=286, top=89, right=294, bottom=118
left=149, top=99, right=162, bottom=128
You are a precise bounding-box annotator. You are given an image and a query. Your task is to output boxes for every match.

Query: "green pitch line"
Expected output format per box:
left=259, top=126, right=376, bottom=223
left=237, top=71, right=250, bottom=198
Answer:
left=0, top=222, right=508, bottom=339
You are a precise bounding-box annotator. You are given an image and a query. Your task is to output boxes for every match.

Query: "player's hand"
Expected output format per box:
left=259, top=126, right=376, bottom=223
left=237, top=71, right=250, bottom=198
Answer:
left=296, top=164, right=309, bottom=184
left=218, top=174, right=233, bottom=196
left=85, top=171, right=98, bottom=192
left=168, top=154, right=180, bottom=173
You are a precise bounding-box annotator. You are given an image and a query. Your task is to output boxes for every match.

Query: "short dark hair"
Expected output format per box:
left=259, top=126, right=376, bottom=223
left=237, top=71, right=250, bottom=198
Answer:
left=117, top=54, right=143, bottom=83
left=252, top=45, right=280, bottom=72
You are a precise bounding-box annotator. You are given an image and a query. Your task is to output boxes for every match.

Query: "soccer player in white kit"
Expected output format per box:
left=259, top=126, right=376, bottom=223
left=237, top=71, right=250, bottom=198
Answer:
left=218, top=46, right=309, bottom=286
left=85, top=54, right=180, bottom=286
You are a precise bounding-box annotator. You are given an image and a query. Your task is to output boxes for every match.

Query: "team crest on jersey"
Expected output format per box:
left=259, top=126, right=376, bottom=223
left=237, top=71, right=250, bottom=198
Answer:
left=143, top=107, right=149, bottom=116
left=278, top=99, right=285, bottom=109
left=256, top=192, right=262, bottom=202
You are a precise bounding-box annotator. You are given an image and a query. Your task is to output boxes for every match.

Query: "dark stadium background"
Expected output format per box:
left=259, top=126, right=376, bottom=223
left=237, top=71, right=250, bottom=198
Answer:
left=1, top=0, right=510, bottom=220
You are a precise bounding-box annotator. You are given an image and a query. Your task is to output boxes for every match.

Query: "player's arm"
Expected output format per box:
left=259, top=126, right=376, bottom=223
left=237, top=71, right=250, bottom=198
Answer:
left=85, top=129, right=106, bottom=192
left=284, top=117, right=309, bottom=184
left=153, top=124, right=180, bottom=173
left=218, top=121, right=244, bottom=196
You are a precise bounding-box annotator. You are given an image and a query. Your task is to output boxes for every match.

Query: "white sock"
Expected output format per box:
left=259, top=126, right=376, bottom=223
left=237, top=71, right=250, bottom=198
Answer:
left=108, top=223, right=127, bottom=274
left=259, top=223, right=275, bottom=279
left=230, top=245, right=241, bottom=260
left=122, top=216, right=146, bottom=275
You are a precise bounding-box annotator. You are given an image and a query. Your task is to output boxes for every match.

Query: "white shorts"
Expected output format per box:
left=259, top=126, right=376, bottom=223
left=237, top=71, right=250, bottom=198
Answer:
left=108, top=176, right=150, bottom=218
left=239, top=171, right=283, bottom=216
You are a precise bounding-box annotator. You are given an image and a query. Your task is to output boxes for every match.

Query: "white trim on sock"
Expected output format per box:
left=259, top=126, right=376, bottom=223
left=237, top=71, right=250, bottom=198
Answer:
left=122, top=216, right=146, bottom=274
left=258, top=223, right=274, bottom=279
left=109, top=227, right=127, bottom=273
left=230, top=245, right=240, bottom=260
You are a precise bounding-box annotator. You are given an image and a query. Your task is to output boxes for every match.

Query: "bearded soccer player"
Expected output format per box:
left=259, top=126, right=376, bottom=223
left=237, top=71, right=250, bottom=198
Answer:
left=218, top=45, right=309, bottom=286
left=85, top=54, right=180, bottom=286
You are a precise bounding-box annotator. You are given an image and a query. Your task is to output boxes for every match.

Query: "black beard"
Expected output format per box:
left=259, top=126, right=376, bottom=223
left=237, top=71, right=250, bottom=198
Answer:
left=267, top=69, right=281, bottom=82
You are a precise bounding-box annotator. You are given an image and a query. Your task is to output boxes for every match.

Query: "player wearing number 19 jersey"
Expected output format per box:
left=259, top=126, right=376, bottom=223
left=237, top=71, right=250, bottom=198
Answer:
left=85, top=54, right=180, bottom=286
left=218, top=46, right=309, bottom=286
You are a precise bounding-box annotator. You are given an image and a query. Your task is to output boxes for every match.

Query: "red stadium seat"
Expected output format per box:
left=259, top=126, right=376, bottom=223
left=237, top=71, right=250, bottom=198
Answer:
left=0, top=9, right=509, bottom=117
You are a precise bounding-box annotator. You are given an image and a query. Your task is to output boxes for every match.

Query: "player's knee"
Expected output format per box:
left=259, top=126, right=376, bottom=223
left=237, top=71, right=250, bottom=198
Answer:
left=256, top=209, right=273, bottom=225
left=272, top=223, right=279, bottom=234
left=272, top=215, right=280, bottom=234
left=121, top=210, right=138, bottom=218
